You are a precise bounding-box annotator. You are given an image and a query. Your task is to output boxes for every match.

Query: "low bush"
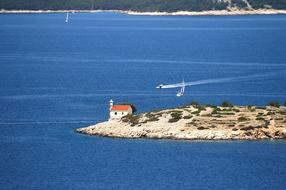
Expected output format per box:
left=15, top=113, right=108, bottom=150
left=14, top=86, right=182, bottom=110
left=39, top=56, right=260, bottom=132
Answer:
left=171, top=112, right=182, bottom=118
left=220, top=112, right=235, bottom=115
left=238, top=116, right=248, bottom=122
left=256, top=106, right=266, bottom=110
left=197, top=126, right=208, bottom=130
left=168, top=111, right=182, bottom=123
left=221, top=101, right=233, bottom=107
left=233, top=108, right=240, bottom=112
left=211, top=107, right=221, bottom=115
left=267, top=101, right=280, bottom=108
left=196, top=105, right=206, bottom=111
left=209, top=125, right=216, bottom=128
left=183, top=115, right=192, bottom=119
left=247, top=105, right=253, bottom=110
left=191, top=110, right=201, bottom=115
left=240, top=126, right=255, bottom=131
left=267, top=111, right=275, bottom=115
left=256, top=117, right=265, bottom=121
left=146, top=117, right=159, bottom=122
left=264, top=121, right=270, bottom=128
left=122, top=114, right=140, bottom=125
left=168, top=118, right=180, bottom=123
left=191, top=101, right=199, bottom=106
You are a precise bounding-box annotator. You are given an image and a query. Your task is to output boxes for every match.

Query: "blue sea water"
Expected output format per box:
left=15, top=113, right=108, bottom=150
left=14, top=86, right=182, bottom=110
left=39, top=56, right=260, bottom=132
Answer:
left=0, top=13, right=286, bottom=189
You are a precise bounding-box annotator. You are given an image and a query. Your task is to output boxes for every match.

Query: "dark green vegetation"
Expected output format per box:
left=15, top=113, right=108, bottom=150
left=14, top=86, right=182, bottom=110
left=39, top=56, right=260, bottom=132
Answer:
left=1, top=0, right=286, bottom=12
left=238, top=116, right=248, bottom=122
left=168, top=111, right=183, bottom=123
left=122, top=114, right=140, bottom=126
left=268, top=101, right=280, bottom=108
left=221, top=101, right=233, bottom=107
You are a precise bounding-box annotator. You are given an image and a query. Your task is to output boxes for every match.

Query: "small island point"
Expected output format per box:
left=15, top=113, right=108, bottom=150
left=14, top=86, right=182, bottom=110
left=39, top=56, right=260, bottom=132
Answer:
left=76, top=101, right=286, bottom=140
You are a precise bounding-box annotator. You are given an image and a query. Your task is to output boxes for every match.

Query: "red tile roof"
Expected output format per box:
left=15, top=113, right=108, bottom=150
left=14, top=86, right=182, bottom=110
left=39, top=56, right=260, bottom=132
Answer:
left=111, top=105, right=131, bottom=111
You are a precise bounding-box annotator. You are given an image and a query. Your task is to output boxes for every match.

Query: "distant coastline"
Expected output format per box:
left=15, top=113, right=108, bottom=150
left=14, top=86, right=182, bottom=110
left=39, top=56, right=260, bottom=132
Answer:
left=1, top=9, right=286, bottom=16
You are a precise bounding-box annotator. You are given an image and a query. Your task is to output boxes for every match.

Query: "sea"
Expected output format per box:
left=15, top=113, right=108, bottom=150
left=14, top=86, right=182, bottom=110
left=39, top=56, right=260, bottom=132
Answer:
left=0, top=12, right=286, bottom=189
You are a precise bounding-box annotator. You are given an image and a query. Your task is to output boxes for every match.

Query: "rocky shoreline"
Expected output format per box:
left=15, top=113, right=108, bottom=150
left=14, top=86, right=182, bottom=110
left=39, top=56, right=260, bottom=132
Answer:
left=76, top=104, right=286, bottom=140
left=1, top=9, right=286, bottom=16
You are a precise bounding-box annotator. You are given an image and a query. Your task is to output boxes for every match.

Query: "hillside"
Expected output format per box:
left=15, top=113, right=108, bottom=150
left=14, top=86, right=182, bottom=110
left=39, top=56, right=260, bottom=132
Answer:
left=1, top=0, right=286, bottom=12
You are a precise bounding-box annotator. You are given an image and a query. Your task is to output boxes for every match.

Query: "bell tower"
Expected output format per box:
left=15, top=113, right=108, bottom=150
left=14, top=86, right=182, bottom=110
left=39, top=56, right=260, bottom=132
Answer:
left=109, top=99, right=114, bottom=111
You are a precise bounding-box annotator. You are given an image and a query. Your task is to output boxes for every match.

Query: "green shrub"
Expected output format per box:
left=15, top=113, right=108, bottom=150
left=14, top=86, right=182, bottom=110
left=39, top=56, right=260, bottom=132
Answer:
left=145, top=113, right=154, bottom=118
left=122, top=114, right=140, bottom=125
left=256, top=117, right=265, bottom=121
left=220, top=112, right=235, bottom=115
left=275, top=117, right=283, bottom=121
left=211, top=109, right=218, bottom=115
left=168, top=118, right=180, bottom=123
left=183, top=115, right=192, bottom=119
left=240, top=126, right=255, bottom=131
left=168, top=111, right=182, bottom=123
left=247, top=105, right=253, bottom=110
left=256, top=106, right=266, bottom=110
left=238, top=116, right=248, bottom=122
left=197, top=126, right=208, bottom=130
left=264, top=121, right=270, bottom=128
left=221, top=101, right=233, bottom=107
left=191, top=110, right=201, bottom=115
left=196, top=105, right=206, bottom=111
left=233, top=108, right=240, bottom=112
left=211, top=107, right=222, bottom=115
left=267, top=101, right=280, bottom=108
left=146, top=117, right=159, bottom=122
left=171, top=112, right=182, bottom=118
left=191, top=101, right=199, bottom=106
left=267, top=111, right=275, bottom=115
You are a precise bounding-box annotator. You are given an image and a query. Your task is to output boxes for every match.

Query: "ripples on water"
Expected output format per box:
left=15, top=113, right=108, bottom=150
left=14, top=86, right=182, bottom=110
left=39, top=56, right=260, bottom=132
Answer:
left=0, top=13, right=286, bottom=189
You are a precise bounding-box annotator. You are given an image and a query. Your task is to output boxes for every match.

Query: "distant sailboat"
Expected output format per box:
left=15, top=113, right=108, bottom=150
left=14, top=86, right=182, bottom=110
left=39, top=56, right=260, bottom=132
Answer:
left=65, top=12, right=69, bottom=23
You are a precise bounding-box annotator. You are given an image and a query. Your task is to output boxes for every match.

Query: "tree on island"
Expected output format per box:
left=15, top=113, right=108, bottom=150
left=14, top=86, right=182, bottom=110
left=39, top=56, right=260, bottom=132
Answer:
left=221, top=101, right=233, bottom=107
left=267, top=101, right=280, bottom=108
left=191, top=101, right=199, bottom=106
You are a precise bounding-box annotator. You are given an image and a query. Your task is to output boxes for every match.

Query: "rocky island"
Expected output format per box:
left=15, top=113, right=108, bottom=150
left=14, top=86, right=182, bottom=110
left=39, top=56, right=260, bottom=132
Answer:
left=76, top=102, right=286, bottom=140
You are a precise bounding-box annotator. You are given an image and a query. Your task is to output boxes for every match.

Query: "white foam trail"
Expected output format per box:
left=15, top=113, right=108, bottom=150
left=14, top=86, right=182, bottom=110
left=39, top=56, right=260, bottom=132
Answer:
left=0, top=93, right=174, bottom=100
left=160, top=71, right=286, bottom=88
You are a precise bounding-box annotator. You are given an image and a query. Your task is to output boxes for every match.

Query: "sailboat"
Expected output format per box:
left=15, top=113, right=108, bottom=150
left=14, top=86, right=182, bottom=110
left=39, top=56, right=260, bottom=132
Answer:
left=176, top=80, right=185, bottom=97
left=156, top=79, right=186, bottom=97
left=65, top=12, right=69, bottom=23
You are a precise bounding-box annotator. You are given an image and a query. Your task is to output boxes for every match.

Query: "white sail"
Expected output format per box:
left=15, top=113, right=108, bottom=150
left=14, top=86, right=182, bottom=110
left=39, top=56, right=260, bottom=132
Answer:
left=65, top=12, right=69, bottom=23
